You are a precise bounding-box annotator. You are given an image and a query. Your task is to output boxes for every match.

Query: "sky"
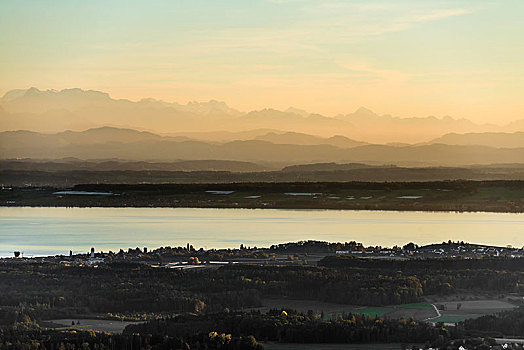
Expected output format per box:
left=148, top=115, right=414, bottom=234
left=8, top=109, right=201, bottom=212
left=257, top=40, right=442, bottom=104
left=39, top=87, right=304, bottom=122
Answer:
left=1, top=0, right=523, bottom=123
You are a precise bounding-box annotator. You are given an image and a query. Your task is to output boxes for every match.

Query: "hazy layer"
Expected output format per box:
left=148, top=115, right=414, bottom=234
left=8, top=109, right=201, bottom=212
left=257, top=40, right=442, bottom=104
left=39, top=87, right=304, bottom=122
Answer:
left=2, top=126, right=524, bottom=166
left=2, top=88, right=524, bottom=144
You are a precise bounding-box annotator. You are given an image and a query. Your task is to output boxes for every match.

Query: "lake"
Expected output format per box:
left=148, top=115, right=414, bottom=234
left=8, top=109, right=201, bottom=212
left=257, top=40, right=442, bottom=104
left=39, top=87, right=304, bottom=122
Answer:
left=1, top=207, right=523, bottom=257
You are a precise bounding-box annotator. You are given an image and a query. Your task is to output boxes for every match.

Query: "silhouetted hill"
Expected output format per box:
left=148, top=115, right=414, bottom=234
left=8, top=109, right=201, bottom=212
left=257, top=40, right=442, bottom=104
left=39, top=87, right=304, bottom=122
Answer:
left=61, top=126, right=190, bottom=144
left=2, top=128, right=524, bottom=166
left=3, top=163, right=524, bottom=186
left=335, top=107, right=502, bottom=143
left=167, top=129, right=282, bottom=142
left=282, top=163, right=394, bottom=172
left=0, top=127, right=189, bottom=148
left=255, top=132, right=367, bottom=148
left=429, top=131, right=524, bottom=148
left=0, top=159, right=271, bottom=172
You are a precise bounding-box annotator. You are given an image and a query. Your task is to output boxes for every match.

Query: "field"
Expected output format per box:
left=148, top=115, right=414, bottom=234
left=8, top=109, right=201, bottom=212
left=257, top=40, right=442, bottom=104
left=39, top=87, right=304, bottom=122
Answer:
left=341, top=298, right=518, bottom=324
left=42, top=318, right=143, bottom=334
left=253, top=297, right=519, bottom=325
left=352, top=302, right=436, bottom=321
left=250, top=299, right=437, bottom=321
left=429, top=298, right=519, bottom=324
left=351, top=307, right=390, bottom=318
left=248, top=298, right=359, bottom=316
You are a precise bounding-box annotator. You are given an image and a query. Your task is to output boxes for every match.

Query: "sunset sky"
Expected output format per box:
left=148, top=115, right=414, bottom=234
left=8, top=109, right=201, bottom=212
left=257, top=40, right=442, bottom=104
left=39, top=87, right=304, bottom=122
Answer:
left=1, top=0, right=523, bottom=123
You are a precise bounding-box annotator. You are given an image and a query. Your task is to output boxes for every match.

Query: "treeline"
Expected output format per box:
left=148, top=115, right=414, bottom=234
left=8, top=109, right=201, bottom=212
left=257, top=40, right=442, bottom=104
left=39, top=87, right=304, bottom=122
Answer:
left=216, top=263, right=519, bottom=304
left=0, top=263, right=262, bottom=320
left=219, top=265, right=423, bottom=305
left=4, top=309, right=524, bottom=350
left=111, top=240, right=373, bottom=261
left=125, top=310, right=447, bottom=345
left=5, top=180, right=524, bottom=212
left=0, top=326, right=262, bottom=350
left=268, top=240, right=367, bottom=253
left=319, top=256, right=522, bottom=295
left=4, top=166, right=524, bottom=186
left=73, top=180, right=507, bottom=194
left=462, top=307, right=524, bottom=338
left=1, top=259, right=523, bottom=324
left=3, top=309, right=524, bottom=350
left=320, top=255, right=524, bottom=272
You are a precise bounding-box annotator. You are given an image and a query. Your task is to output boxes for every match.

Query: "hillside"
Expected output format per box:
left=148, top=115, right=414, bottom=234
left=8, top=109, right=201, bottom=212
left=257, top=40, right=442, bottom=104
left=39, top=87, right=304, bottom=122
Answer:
left=282, top=163, right=394, bottom=172
left=0, top=159, right=271, bottom=172
left=255, top=132, right=367, bottom=148
left=2, top=128, right=524, bottom=166
left=429, top=131, right=524, bottom=148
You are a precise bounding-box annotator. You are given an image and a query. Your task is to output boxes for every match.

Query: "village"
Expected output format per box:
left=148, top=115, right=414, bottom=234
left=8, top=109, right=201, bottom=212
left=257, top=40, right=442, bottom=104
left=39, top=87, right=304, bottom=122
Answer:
left=3, top=240, right=524, bottom=270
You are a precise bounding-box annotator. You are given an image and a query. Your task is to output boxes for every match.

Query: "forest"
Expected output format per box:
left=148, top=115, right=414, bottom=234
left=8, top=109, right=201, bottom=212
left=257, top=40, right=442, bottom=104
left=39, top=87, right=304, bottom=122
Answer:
left=320, top=254, right=524, bottom=272
left=4, top=308, right=524, bottom=349
left=2, top=255, right=524, bottom=349
left=462, top=307, right=524, bottom=338
left=1, top=257, right=523, bottom=321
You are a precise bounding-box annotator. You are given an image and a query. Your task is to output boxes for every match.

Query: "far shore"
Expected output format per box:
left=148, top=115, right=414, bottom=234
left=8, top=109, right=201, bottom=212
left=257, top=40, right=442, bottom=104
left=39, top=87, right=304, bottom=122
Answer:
left=2, top=202, right=524, bottom=214
left=2, top=180, right=523, bottom=213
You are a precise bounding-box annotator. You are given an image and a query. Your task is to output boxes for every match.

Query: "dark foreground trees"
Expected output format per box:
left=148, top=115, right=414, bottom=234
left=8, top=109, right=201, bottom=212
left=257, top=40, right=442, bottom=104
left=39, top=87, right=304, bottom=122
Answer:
left=3, top=256, right=524, bottom=349
left=1, top=256, right=523, bottom=321
left=0, top=325, right=263, bottom=350
left=125, top=310, right=445, bottom=344
left=0, top=310, right=443, bottom=350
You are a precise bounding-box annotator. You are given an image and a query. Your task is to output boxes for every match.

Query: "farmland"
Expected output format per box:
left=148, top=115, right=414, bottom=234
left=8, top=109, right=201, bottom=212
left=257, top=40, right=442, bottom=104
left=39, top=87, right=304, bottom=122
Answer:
left=427, top=296, right=520, bottom=324
left=3, top=180, right=524, bottom=213
left=42, top=318, right=143, bottom=334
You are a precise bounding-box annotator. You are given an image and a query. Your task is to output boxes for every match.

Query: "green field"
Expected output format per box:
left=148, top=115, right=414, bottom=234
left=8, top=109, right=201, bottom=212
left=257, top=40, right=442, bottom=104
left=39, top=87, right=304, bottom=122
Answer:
left=395, top=302, right=434, bottom=309
left=353, top=307, right=390, bottom=318
left=355, top=302, right=433, bottom=317
left=431, top=315, right=475, bottom=323
left=344, top=302, right=435, bottom=320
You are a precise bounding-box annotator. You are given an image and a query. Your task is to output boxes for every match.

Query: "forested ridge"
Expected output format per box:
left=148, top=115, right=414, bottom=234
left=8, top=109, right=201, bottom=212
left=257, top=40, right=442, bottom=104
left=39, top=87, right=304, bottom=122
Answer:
left=5, top=308, right=524, bottom=349
left=320, top=254, right=524, bottom=271
left=124, top=310, right=445, bottom=343
left=1, top=257, right=523, bottom=321
left=463, top=307, right=524, bottom=338
left=0, top=326, right=263, bottom=350
left=2, top=256, right=524, bottom=349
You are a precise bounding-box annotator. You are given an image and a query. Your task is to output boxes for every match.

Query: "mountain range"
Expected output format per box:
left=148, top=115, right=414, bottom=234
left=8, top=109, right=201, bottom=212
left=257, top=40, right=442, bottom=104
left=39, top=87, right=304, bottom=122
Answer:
left=2, top=88, right=524, bottom=144
left=2, top=127, right=524, bottom=166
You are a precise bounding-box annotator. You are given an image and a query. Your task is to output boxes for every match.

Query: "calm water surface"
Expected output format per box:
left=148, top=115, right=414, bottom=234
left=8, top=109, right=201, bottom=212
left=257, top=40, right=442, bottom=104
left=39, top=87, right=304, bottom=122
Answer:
left=1, top=207, right=523, bottom=257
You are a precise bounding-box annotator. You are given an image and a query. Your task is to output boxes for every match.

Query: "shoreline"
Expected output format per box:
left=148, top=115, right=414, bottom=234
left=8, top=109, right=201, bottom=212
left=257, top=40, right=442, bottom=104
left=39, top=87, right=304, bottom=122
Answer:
left=1, top=203, right=524, bottom=214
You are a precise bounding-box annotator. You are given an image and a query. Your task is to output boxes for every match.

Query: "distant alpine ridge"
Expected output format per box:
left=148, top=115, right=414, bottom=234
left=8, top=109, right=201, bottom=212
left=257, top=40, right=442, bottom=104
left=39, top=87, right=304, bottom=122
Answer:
left=2, top=87, right=524, bottom=144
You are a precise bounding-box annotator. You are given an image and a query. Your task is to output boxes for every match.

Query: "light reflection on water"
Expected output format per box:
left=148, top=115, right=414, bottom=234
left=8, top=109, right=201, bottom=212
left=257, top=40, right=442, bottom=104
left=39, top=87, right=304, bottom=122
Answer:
left=0, top=207, right=523, bottom=257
